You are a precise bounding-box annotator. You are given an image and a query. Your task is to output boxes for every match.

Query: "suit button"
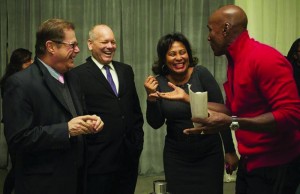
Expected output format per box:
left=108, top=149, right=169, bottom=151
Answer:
left=122, top=116, right=125, bottom=119
left=118, top=98, right=121, bottom=100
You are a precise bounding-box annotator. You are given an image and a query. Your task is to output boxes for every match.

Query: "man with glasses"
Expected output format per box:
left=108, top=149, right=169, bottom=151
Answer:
left=2, top=19, right=104, bottom=194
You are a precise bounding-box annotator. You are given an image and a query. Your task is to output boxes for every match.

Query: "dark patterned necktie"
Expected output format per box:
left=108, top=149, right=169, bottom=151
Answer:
left=104, top=65, right=118, bottom=96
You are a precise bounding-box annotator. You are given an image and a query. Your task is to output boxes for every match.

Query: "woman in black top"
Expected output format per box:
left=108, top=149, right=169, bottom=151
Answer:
left=144, top=32, right=238, bottom=194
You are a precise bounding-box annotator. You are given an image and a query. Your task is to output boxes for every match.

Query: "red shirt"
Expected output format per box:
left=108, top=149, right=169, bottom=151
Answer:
left=224, top=31, right=300, bottom=171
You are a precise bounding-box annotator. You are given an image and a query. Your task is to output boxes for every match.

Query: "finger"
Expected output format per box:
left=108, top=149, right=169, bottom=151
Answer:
left=93, top=118, right=103, bottom=132
left=147, top=75, right=155, bottom=79
left=145, top=78, right=152, bottom=85
left=74, top=123, right=91, bottom=135
left=85, top=119, right=93, bottom=125
left=81, top=127, right=92, bottom=134
left=151, top=81, right=158, bottom=87
left=145, top=76, right=153, bottom=82
left=149, top=78, right=156, bottom=84
left=78, top=115, right=99, bottom=122
left=147, top=76, right=156, bottom=84
left=94, top=118, right=101, bottom=128
left=183, top=128, right=204, bottom=135
left=95, top=121, right=104, bottom=132
left=150, top=82, right=158, bottom=90
left=87, top=115, right=102, bottom=131
left=78, top=119, right=93, bottom=129
left=87, top=115, right=102, bottom=123
left=167, top=82, right=177, bottom=90
left=149, top=93, right=159, bottom=98
left=207, top=109, right=213, bottom=116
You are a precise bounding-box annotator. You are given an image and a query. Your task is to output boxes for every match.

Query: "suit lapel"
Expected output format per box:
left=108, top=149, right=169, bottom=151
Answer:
left=112, top=61, right=125, bottom=96
left=86, top=58, right=119, bottom=96
left=65, top=74, right=83, bottom=115
left=35, top=60, right=71, bottom=114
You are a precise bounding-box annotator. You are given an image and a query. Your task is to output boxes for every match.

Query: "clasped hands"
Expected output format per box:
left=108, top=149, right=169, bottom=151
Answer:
left=144, top=75, right=232, bottom=135
left=68, top=115, right=104, bottom=136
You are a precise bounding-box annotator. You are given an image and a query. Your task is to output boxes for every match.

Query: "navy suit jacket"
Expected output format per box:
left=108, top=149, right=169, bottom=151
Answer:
left=70, top=57, right=144, bottom=174
left=2, top=58, right=85, bottom=194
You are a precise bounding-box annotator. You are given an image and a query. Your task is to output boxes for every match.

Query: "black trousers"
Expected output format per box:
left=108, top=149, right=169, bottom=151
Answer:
left=236, top=155, right=300, bottom=194
left=86, top=166, right=138, bottom=194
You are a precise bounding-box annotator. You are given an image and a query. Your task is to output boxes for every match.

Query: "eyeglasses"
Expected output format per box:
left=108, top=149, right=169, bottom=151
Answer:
left=52, top=40, right=79, bottom=49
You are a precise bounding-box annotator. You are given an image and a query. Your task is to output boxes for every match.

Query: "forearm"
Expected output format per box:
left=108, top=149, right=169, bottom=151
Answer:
left=6, top=123, right=71, bottom=153
left=236, top=112, right=277, bottom=133
left=146, top=100, right=165, bottom=129
left=220, top=129, right=236, bottom=153
left=208, top=102, right=231, bottom=115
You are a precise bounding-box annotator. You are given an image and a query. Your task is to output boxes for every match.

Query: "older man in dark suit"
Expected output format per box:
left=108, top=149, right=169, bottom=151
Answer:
left=2, top=19, right=104, bottom=194
left=70, top=24, right=144, bottom=194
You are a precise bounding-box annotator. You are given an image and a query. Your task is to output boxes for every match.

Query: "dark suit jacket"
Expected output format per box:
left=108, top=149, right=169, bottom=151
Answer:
left=70, top=57, right=144, bottom=174
left=2, top=58, right=85, bottom=194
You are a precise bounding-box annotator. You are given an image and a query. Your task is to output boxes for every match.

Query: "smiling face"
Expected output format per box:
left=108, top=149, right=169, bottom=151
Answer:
left=88, top=25, right=116, bottom=65
left=51, top=28, right=80, bottom=73
left=165, top=41, right=190, bottom=75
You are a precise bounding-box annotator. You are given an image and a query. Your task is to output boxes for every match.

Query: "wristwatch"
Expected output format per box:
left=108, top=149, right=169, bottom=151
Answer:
left=230, top=116, right=239, bottom=131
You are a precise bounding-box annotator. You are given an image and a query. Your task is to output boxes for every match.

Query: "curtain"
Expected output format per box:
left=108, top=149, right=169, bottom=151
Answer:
left=1, top=0, right=299, bottom=178
left=2, top=0, right=299, bottom=179
left=0, top=0, right=8, bottom=169
left=0, top=0, right=233, bottom=174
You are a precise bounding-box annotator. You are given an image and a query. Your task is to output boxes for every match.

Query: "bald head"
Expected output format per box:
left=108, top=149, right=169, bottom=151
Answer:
left=217, top=5, right=247, bottom=28
left=207, top=5, right=248, bottom=56
left=210, top=5, right=248, bottom=37
left=87, top=24, right=116, bottom=64
left=89, top=24, right=115, bottom=41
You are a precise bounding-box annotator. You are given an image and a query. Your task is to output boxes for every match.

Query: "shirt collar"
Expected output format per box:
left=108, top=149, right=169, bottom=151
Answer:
left=37, top=58, right=63, bottom=80
left=226, top=30, right=250, bottom=65
left=91, top=56, right=115, bottom=71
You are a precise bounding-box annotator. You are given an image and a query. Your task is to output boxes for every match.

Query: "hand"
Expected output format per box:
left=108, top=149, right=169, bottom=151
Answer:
left=85, top=114, right=104, bottom=133
left=154, top=82, right=190, bottom=103
left=225, top=152, right=239, bottom=175
left=144, top=76, right=159, bottom=101
left=68, top=115, right=104, bottom=136
left=183, top=110, right=231, bottom=134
